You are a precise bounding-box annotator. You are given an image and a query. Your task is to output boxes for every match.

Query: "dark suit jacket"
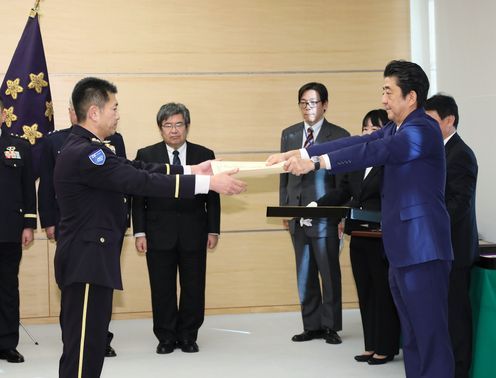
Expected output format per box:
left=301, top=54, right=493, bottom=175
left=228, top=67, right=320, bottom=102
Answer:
left=279, top=119, right=350, bottom=236
left=132, top=141, right=220, bottom=251
left=308, top=108, right=453, bottom=268
left=54, top=126, right=194, bottom=290
left=317, top=167, right=383, bottom=233
left=0, top=132, right=37, bottom=242
left=445, top=133, right=478, bottom=267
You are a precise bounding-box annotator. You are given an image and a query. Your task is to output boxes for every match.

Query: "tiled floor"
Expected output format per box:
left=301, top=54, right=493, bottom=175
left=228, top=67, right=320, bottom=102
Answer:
left=1, top=310, right=404, bottom=378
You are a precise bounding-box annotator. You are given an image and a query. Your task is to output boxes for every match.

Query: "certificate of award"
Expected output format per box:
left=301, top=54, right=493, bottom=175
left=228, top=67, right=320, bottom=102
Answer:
left=211, top=160, right=286, bottom=177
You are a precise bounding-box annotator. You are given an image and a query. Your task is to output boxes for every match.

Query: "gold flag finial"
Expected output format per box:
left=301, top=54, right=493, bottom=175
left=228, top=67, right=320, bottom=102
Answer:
left=30, top=0, right=41, bottom=18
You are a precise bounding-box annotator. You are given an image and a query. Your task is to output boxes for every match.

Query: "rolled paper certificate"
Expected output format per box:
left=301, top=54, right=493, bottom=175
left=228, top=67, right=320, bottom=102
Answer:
left=211, top=160, right=286, bottom=177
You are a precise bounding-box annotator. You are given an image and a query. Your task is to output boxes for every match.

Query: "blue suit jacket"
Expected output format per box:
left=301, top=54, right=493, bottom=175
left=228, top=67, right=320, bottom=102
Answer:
left=307, top=108, right=453, bottom=268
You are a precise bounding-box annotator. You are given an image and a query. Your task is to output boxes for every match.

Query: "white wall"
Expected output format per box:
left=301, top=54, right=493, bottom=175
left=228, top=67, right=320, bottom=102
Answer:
left=411, top=0, right=496, bottom=242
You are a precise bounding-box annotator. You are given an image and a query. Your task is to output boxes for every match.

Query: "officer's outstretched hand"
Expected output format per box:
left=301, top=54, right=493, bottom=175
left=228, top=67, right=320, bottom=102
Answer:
left=210, top=169, right=247, bottom=195
left=191, top=160, right=213, bottom=175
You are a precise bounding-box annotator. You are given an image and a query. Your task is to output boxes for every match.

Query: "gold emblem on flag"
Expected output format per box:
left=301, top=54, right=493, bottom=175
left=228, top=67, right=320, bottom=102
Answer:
left=4, top=106, right=17, bottom=127
left=5, top=78, right=23, bottom=100
left=22, top=123, right=43, bottom=145
left=28, top=72, right=48, bottom=94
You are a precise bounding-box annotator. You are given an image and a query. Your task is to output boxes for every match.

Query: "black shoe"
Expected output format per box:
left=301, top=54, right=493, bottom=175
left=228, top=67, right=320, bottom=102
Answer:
left=368, top=354, right=394, bottom=365
left=0, top=349, right=24, bottom=363
left=354, top=353, right=373, bottom=362
left=105, top=345, right=117, bottom=357
left=324, top=329, right=342, bottom=344
left=156, top=340, right=176, bottom=354
left=291, top=330, right=324, bottom=342
left=179, top=340, right=199, bottom=353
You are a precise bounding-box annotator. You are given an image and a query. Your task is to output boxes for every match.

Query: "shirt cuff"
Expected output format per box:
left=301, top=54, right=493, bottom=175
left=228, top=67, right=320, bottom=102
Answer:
left=183, top=165, right=192, bottom=174
left=134, top=232, right=146, bottom=237
left=195, top=175, right=210, bottom=194
left=300, top=148, right=310, bottom=159
left=322, top=155, right=331, bottom=169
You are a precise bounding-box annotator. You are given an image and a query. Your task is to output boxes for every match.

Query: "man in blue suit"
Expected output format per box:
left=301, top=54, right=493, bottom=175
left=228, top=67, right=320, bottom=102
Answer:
left=268, top=60, right=454, bottom=378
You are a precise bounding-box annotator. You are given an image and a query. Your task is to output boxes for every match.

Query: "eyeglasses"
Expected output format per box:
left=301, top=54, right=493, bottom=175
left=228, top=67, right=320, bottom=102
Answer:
left=161, top=122, right=186, bottom=130
left=298, top=100, right=321, bottom=109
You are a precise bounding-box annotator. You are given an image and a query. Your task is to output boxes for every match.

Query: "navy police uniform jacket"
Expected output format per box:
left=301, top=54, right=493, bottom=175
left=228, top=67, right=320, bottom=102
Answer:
left=38, top=126, right=127, bottom=232
left=54, top=125, right=196, bottom=290
left=0, top=132, right=37, bottom=241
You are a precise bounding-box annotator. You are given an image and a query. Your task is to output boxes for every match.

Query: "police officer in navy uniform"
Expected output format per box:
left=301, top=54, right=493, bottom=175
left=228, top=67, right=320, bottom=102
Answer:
left=38, top=103, right=126, bottom=357
left=54, top=77, right=246, bottom=378
left=0, top=95, right=37, bottom=364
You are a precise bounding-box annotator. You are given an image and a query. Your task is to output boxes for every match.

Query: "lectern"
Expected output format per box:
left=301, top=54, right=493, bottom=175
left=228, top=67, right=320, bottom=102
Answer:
left=266, top=206, right=382, bottom=237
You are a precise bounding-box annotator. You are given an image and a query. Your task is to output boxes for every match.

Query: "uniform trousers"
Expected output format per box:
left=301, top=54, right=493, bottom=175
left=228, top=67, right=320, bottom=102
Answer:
left=146, top=242, right=207, bottom=343
left=389, top=259, right=454, bottom=378
left=59, top=283, right=113, bottom=378
left=448, top=266, right=473, bottom=378
left=0, top=243, right=22, bottom=350
left=350, top=237, right=399, bottom=355
left=291, top=224, right=342, bottom=331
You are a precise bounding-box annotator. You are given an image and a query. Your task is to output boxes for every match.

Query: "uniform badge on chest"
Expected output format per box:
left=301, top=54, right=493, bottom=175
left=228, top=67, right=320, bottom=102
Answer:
left=4, top=146, right=21, bottom=159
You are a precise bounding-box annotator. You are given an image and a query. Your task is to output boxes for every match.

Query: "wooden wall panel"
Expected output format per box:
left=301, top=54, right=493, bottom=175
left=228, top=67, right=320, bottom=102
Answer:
left=2, top=1, right=410, bottom=74
left=45, top=72, right=385, bottom=159
left=4, top=0, right=409, bottom=321
left=19, top=239, right=50, bottom=318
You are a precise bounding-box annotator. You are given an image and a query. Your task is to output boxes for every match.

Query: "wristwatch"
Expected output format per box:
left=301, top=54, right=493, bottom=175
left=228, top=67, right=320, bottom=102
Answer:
left=311, top=156, right=320, bottom=171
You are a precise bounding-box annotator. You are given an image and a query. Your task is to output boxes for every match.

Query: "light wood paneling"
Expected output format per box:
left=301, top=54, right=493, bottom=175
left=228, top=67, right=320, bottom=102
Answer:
left=19, top=239, right=50, bottom=318
left=5, top=0, right=408, bottom=321
left=46, top=72, right=386, bottom=158
left=2, top=1, right=410, bottom=74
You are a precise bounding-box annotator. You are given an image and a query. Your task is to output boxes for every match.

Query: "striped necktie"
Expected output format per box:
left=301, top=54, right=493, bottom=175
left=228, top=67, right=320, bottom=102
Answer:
left=172, top=150, right=181, bottom=165
left=304, top=127, right=314, bottom=148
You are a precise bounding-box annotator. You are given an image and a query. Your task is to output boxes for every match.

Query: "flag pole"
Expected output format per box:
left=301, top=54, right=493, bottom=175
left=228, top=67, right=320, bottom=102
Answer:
left=30, top=0, right=41, bottom=18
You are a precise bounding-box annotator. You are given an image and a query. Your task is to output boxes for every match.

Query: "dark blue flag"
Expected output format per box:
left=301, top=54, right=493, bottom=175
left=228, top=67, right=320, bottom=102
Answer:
left=1, top=6, right=54, bottom=177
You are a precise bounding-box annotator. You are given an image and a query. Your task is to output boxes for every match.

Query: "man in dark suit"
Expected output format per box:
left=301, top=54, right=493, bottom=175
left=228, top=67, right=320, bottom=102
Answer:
left=425, top=94, right=478, bottom=378
left=38, top=102, right=126, bottom=357
left=54, top=78, right=245, bottom=378
left=133, top=103, right=220, bottom=354
left=279, top=82, right=349, bottom=345
left=0, top=95, right=37, bottom=363
left=269, top=61, right=455, bottom=378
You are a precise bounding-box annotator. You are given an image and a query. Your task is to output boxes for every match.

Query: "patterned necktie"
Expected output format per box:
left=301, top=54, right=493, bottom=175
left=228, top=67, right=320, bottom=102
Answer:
left=172, top=150, right=181, bottom=165
left=304, top=127, right=314, bottom=148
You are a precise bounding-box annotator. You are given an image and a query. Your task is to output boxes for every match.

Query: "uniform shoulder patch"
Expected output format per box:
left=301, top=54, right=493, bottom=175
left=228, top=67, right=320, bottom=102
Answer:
left=88, top=149, right=106, bottom=166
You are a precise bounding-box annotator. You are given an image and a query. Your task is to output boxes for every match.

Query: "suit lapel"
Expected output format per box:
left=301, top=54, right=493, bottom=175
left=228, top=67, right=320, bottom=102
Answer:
left=290, top=123, right=305, bottom=150
left=444, top=133, right=460, bottom=160
left=155, top=142, right=170, bottom=164
left=315, top=119, right=332, bottom=144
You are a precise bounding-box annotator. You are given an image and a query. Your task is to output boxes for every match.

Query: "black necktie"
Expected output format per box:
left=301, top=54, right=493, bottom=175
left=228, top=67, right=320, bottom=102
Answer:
left=304, top=127, right=314, bottom=148
left=172, top=150, right=181, bottom=166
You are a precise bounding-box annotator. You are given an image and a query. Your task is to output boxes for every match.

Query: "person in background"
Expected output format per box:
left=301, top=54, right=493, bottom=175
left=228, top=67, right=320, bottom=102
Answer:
left=317, top=109, right=400, bottom=365
left=279, top=82, right=350, bottom=345
left=0, top=95, right=36, bottom=363
left=133, top=103, right=221, bottom=354
left=425, top=94, right=478, bottom=378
